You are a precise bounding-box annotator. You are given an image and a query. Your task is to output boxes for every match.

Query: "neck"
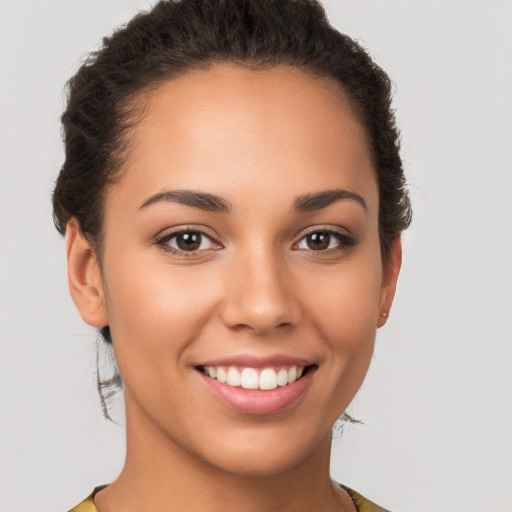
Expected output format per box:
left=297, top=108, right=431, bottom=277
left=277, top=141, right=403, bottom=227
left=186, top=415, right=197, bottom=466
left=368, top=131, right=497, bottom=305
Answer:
left=94, top=396, right=351, bottom=512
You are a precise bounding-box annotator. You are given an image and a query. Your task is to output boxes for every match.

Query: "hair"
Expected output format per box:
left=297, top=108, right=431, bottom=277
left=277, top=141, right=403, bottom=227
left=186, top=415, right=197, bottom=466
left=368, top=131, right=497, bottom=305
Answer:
left=52, top=0, right=412, bottom=418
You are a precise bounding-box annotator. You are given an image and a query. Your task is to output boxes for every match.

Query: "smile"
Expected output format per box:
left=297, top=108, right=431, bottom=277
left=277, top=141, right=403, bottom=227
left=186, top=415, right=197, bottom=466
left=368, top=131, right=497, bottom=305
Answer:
left=196, top=361, right=317, bottom=415
left=198, top=365, right=306, bottom=391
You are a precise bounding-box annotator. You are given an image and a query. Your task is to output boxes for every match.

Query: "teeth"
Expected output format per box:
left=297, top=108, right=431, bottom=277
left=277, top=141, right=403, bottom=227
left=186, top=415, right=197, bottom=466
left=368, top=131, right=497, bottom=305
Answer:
left=287, top=366, right=297, bottom=384
left=259, top=368, right=278, bottom=390
left=240, top=368, right=259, bottom=389
left=202, top=365, right=306, bottom=390
left=226, top=367, right=241, bottom=387
left=216, top=367, right=227, bottom=383
left=277, top=368, right=288, bottom=386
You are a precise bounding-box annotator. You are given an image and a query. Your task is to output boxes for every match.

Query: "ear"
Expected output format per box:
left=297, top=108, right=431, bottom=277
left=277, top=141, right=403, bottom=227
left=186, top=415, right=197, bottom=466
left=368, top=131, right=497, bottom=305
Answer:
left=66, top=219, right=108, bottom=328
left=377, top=237, right=402, bottom=328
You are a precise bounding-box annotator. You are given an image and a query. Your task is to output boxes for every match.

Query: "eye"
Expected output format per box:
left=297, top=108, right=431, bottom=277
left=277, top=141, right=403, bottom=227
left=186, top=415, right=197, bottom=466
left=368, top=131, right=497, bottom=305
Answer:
left=156, top=229, right=220, bottom=254
left=295, top=230, right=353, bottom=252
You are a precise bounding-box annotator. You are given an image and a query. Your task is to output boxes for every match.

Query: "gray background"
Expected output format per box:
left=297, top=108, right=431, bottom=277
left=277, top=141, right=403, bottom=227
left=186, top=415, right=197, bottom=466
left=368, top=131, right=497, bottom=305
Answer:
left=0, top=1, right=511, bottom=511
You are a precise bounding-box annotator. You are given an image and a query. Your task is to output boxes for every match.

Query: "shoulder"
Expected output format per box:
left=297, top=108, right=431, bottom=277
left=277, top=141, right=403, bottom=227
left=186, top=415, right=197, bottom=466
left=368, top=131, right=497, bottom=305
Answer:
left=67, top=486, right=106, bottom=512
left=68, top=494, right=96, bottom=512
left=341, top=484, right=391, bottom=512
left=67, top=484, right=390, bottom=512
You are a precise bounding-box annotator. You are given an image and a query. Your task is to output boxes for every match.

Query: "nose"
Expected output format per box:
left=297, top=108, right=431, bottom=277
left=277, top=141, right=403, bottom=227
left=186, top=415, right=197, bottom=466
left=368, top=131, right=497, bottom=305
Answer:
left=220, top=249, right=302, bottom=335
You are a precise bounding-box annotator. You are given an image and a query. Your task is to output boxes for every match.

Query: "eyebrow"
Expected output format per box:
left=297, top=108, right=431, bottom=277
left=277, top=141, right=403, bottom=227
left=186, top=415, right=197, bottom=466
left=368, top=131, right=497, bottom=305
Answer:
left=138, top=188, right=366, bottom=215
left=293, top=189, right=367, bottom=213
left=139, top=190, right=232, bottom=213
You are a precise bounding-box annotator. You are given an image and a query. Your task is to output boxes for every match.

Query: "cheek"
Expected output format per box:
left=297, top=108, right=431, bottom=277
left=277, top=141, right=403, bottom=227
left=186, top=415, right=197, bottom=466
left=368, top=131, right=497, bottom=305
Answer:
left=100, top=258, right=224, bottom=424
left=101, top=251, right=221, bottom=363
left=305, top=251, right=382, bottom=344
left=301, top=244, right=383, bottom=399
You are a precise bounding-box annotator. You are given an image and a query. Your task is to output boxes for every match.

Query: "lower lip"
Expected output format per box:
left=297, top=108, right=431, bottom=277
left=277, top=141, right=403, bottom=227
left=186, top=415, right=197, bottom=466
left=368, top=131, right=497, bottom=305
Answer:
left=197, top=368, right=316, bottom=415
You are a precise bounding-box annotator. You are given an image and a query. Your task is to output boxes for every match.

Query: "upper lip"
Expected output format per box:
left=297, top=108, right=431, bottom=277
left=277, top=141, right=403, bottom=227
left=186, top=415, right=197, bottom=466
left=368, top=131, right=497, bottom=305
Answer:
left=194, top=354, right=316, bottom=368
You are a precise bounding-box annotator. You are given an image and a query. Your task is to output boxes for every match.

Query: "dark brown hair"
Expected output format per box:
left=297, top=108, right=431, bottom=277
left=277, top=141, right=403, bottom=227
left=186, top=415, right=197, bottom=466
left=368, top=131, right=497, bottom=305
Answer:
left=52, top=0, right=411, bottom=417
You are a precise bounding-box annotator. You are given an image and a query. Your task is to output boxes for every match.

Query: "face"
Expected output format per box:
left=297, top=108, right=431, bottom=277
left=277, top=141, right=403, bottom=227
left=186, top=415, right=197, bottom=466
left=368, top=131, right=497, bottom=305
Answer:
left=69, top=64, right=400, bottom=476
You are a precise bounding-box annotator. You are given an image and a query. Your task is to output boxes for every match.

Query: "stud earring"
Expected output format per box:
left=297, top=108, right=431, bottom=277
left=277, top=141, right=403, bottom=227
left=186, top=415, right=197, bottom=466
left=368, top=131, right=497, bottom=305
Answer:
left=380, top=310, right=388, bottom=319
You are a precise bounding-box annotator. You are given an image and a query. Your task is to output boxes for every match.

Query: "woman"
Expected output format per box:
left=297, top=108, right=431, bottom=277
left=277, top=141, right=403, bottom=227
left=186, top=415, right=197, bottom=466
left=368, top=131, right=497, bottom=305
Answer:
left=52, top=0, right=411, bottom=510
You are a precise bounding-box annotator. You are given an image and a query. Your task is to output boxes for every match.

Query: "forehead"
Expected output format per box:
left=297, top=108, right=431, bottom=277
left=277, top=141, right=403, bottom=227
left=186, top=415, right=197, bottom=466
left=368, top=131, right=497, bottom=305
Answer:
left=111, top=64, right=377, bottom=213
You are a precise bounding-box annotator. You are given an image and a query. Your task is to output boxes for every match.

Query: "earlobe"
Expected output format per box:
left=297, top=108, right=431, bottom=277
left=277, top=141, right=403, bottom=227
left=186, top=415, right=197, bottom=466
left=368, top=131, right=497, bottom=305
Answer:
left=377, top=237, right=402, bottom=328
left=66, top=219, right=108, bottom=328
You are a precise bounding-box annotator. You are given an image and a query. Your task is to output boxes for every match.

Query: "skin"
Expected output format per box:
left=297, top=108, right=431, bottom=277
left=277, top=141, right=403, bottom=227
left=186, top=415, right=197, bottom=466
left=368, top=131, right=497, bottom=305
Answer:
left=67, top=64, right=401, bottom=512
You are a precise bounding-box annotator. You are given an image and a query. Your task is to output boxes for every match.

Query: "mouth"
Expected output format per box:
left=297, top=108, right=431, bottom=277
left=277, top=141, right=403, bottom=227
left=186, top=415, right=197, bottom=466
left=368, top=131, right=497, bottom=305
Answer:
left=194, top=361, right=318, bottom=415
left=196, top=364, right=316, bottom=391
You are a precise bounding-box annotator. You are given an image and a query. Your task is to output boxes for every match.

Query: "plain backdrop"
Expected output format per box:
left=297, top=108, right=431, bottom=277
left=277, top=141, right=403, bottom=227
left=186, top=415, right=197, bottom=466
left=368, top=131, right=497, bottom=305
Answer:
left=0, top=1, right=511, bottom=511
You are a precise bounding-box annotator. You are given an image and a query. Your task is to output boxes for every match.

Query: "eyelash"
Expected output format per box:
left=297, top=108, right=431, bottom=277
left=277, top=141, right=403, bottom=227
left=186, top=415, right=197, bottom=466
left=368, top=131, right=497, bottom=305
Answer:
left=293, top=228, right=355, bottom=255
left=155, top=227, right=355, bottom=257
left=155, top=227, right=221, bottom=258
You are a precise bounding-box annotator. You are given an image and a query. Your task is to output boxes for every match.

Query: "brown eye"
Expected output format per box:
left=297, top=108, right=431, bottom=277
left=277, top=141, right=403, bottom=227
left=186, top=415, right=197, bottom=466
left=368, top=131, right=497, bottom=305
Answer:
left=305, top=232, right=331, bottom=250
left=296, top=230, right=353, bottom=253
left=175, top=232, right=202, bottom=251
left=159, top=230, right=218, bottom=253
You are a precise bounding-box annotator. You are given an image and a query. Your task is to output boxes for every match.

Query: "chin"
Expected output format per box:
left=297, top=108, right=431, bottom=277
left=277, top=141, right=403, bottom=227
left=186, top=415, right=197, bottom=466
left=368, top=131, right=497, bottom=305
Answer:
left=207, top=447, right=312, bottom=477
left=191, top=423, right=333, bottom=478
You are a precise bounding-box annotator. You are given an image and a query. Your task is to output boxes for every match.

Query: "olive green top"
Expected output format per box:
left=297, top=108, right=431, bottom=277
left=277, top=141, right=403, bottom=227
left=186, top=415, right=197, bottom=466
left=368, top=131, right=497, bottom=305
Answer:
left=68, top=484, right=390, bottom=512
